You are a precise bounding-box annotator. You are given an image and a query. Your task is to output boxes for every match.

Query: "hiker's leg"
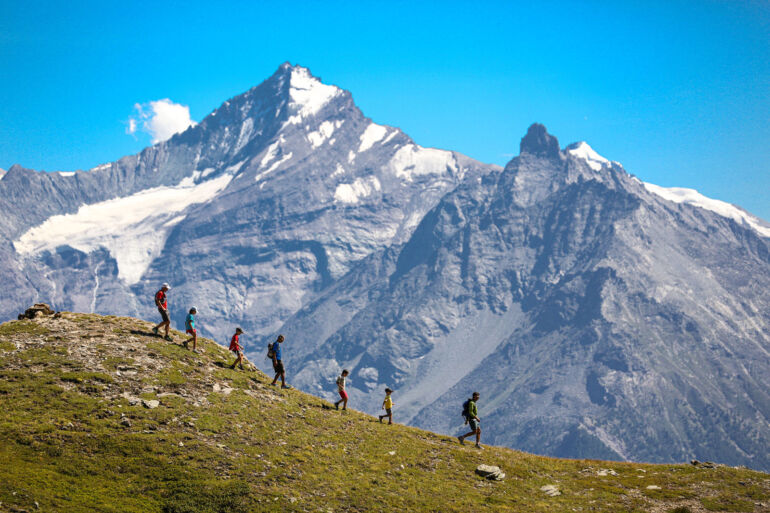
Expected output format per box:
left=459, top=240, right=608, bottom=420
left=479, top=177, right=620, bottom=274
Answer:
left=475, top=427, right=481, bottom=445
left=280, top=371, right=286, bottom=387
left=164, top=321, right=170, bottom=336
left=192, top=332, right=197, bottom=350
left=388, top=412, right=393, bottom=424
left=462, top=430, right=476, bottom=439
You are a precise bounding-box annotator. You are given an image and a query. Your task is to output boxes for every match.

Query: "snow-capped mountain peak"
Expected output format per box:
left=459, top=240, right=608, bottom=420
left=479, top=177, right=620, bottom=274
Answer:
left=566, top=141, right=610, bottom=171
left=286, top=65, right=342, bottom=124
left=643, top=182, right=770, bottom=237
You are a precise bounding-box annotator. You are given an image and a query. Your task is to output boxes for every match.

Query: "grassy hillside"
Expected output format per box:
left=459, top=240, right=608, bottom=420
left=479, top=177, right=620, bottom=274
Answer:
left=0, top=313, right=767, bottom=513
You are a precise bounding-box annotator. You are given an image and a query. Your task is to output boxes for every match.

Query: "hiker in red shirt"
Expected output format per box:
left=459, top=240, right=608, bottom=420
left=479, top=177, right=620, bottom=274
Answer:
left=229, top=327, right=245, bottom=370
left=152, top=283, right=172, bottom=341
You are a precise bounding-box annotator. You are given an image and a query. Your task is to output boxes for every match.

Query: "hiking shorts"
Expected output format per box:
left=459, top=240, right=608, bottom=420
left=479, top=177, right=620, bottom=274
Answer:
left=273, top=360, right=284, bottom=374
left=469, top=419, right=480, bottom=432
left=384, top=408, right=392, bottom=416
left=158, top=307, right=170, bottom=323
left=338, top=389, right=348, bottom=400
left=186, top=329, right=196, bottom=336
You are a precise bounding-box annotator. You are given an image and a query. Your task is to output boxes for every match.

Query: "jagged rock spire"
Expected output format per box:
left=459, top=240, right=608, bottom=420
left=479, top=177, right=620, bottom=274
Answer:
left=520, top=123, right=560, bottom=159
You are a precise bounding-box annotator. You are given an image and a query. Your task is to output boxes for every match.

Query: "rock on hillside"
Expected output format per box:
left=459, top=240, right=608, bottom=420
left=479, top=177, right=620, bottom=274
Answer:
left=0, top=312, right=768, bottom=513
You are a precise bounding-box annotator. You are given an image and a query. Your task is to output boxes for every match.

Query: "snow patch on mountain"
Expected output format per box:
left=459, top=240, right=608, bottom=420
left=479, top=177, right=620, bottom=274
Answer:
left=286, top=67, right=341, bottom=124
left=226, top=159, right=247, bottom=174
left=234, top=118, right=255, bottom=153
left=567, top=142, right=610, bottom=171
left=331, top=163, right=345, bottom=178
left=643, top=182, right=770, bottom=238
left=388, top=145, right=459, bottom=181
left=14, top=173, right=234, bottom=284
left=58, top=172, right=76, bottom=177
left=0, top=168, right=5, bottom=181
left=256, top=152, right=293, bottom=182
left=334, top=176, right=382, bottom=204
left=307, top=120, right=339, bottom=148
left=358, top=123, right=389, bottom=152
left=260, top=136, right=285, bottom=167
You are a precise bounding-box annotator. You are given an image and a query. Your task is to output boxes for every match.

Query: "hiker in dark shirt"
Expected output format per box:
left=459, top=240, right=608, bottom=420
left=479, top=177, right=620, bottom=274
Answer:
left=269, top=335, right=291, bottom=389
left=458, top=392, right=483, bottom=449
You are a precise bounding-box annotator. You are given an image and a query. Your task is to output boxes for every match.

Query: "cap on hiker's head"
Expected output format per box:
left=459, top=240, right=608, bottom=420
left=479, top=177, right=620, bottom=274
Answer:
left=162, top=282, right=170, bottom=290
left=385, top=387, right=393, bottom=393
left=473, top=391, right=480, bottom=397
left=277, top=334, right=284, bottom=342
left=236, top=327, right=244, bottom=333
left=190, top=306, right=197, bottom=313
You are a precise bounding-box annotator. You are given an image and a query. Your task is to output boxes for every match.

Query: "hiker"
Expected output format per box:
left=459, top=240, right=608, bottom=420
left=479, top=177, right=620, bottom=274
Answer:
left=458, top=392, right=482, bottom=449
left=269, top=334, right=290, bottom=389
left=152, top=283, right=172, bottom=341
left=229, top=327, right=245, bottom=370
left=334, top=369, right=349, bottom=410
left=184, top=307, right=198, bottom=352
left=379, top=387, right=393, bottom=424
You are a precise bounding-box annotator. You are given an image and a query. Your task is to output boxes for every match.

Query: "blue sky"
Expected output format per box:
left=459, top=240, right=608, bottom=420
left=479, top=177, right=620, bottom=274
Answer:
left=1, top=0, right=769, bottom=219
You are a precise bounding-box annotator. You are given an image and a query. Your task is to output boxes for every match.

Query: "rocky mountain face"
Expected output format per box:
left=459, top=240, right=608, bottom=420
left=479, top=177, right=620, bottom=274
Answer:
left=280, top=124, right=770, bottom=470
left=1, top=63, right=495, bottom=340
left=3, top=66, right=769, bottom=470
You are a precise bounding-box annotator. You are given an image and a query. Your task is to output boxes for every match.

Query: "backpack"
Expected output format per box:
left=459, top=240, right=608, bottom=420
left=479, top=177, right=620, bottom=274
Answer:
left=462, top=399, right=471, bottom=423
left=267, top=342, right=275, bottom=359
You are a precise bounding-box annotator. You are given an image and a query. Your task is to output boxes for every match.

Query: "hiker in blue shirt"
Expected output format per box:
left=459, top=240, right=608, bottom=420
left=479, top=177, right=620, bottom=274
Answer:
left=183, top=307, right=198, bottom=352
left=269, top=335, right=290, bottom=389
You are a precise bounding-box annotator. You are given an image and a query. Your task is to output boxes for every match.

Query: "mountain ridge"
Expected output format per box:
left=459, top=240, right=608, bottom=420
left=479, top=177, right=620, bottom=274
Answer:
left=1, top=311, right=767, bottom=512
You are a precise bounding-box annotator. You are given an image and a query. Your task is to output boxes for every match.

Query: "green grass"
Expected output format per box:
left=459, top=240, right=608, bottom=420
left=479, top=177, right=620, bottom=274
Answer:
left=0, top=319, right=50, bottom=336
left=0, top=312, right=767, bottom=513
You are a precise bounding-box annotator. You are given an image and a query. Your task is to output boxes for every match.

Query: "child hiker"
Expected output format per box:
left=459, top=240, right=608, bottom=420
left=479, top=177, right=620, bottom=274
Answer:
left=334, top=369, right=349, bottom=410
left=379, top=387, right=393, bottom=424
left=229, top=327, right=245, bottom=370
left=184, top=307, right=198, bottom=352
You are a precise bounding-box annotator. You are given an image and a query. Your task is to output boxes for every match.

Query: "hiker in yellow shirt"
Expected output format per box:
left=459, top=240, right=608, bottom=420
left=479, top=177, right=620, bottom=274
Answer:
left=379, top=387, right=394, bottom=425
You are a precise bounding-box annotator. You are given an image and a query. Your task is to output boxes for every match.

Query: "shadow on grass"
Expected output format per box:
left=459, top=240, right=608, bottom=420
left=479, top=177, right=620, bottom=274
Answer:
left=129, top=329, right=161, bottom=338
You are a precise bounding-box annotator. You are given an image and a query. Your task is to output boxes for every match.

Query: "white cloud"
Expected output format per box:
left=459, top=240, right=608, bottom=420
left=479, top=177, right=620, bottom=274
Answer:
left=128, top=99, right=197, bottom=143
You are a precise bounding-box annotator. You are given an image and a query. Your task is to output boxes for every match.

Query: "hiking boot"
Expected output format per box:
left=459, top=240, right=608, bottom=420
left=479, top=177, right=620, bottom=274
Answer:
left=474, top=444, right=483, bottom=450
left=457, top=436, right=465, bottom=445
left=335, top=402, right=340, bottom=410
left=269, top=383, right=277, bottom=386
left=164, top=335, right=172, bottom=341
left=281, top=385, right=292, bottom=390
left=379, top=416, right=383, bottom=423
left=239, top=365, right=244, bottom=370
left=152, top=327, right=159, bottom=335
left=183, top=340, right=189, bottom=349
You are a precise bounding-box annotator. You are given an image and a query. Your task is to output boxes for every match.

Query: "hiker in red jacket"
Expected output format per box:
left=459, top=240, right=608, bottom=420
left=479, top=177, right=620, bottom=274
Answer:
left=152, top=283, right=172, bottom=341
left=229, top=327, right=245, bottom=370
